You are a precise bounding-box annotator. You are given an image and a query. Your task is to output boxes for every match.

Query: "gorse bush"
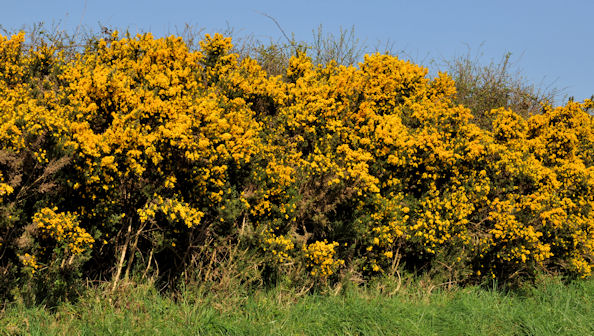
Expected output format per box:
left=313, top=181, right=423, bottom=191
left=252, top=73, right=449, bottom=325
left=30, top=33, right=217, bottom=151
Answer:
left=0, top=30, right=593, bottom=304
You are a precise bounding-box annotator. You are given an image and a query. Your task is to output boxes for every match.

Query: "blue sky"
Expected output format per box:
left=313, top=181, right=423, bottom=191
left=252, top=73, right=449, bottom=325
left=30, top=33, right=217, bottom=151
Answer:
left=3, top=0, right=592, bottom=103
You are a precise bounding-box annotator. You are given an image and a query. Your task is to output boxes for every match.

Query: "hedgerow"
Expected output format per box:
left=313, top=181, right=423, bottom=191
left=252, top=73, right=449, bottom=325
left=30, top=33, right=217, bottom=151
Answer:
left=0, top=30, right=592, bottom=304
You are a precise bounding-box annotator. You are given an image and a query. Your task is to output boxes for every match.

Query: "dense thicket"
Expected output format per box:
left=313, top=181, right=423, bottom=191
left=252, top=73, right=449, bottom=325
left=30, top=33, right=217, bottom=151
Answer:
left=0, top=31, right=592, bottom=304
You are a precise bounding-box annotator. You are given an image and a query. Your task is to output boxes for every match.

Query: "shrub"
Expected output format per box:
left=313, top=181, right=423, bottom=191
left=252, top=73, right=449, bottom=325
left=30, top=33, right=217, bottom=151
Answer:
left=0, top=29, right=592, bottom=305
left=446, top=51, right=558, bottom=129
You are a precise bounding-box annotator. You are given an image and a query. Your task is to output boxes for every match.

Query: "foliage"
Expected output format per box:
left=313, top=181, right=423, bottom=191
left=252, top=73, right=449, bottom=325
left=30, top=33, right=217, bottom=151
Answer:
left=0, top=29, right=593, bottom=304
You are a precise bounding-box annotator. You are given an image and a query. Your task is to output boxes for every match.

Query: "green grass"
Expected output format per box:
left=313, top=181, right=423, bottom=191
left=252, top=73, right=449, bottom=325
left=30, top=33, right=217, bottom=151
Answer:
left=2, top=277, right=593, bottom=335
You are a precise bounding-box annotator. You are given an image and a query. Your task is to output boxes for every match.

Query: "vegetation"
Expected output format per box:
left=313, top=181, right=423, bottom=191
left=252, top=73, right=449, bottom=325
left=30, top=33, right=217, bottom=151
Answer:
left=445, top=51, right=559, bottom=129
left=0, top=24, right=592, bottom=318
left=1, top=277, right=593, bottom=335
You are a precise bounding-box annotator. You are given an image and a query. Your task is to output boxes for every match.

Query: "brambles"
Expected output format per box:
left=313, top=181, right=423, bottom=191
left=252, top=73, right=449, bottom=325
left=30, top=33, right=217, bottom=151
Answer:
left=0, top=29, right=592, bottom=304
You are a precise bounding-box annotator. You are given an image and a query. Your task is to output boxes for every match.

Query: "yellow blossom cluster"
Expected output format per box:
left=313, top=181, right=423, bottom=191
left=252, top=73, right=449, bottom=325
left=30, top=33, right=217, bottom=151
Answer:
left=34, top=207, right=95, bottom=255
left=138, top=194, right=204, bottom=228
left=303, top=240, right=344, bottom=279
left=261, top=230, right=294, bottom=264
left=0, top=179, right=13, bottom=202
left=19, top=253, right=40, bottom=274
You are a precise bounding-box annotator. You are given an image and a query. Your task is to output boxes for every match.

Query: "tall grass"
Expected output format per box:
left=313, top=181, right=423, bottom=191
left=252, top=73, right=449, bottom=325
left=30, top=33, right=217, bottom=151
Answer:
left=1, top=276, right=592, bottom=335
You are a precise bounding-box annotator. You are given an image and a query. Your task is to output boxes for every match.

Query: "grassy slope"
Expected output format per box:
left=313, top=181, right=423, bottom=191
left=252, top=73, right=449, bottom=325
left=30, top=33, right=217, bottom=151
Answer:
left=2, top=277, right=593, bottom=335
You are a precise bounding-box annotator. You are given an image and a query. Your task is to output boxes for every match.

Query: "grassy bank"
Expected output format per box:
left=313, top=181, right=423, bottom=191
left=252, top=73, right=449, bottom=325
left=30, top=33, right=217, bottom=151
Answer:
left=2, top=277, right=593, bottom=335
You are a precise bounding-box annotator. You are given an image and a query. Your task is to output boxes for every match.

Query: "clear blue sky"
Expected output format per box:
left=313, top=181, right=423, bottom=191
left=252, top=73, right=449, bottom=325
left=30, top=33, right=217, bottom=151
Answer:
left=3, top=0, right=592, bottom=103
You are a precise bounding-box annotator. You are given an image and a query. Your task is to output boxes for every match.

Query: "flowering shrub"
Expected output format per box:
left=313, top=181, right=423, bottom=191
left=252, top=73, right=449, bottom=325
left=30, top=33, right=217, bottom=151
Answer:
left=34, top=207, right=94, bottom=255
left=19, top=253, right=40, bottom=274
left=303, top=240, right=344, bottom=280
left=261, top=230, right=294, bottom=264
left=0, top=30, right=593, bottom=302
